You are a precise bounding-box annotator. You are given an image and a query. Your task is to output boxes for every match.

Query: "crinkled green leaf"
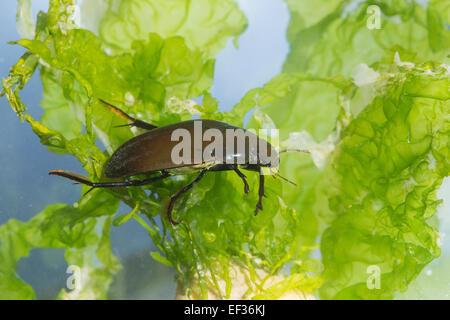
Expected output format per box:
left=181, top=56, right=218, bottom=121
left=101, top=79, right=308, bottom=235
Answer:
left=40, top=70, right=83, bottom=140
left=0, top=190, right=120, bottom=299
left=0, top=51, right=38, bottom=120
left=118, top=33, right=215, bottom=115
left=15, top=26, right=216, bottom=151
left=58, top=216, right=121, bottom=299
left=24, top=113, right=67, bottom=151
left=97, top=0, right=247, bottom=58
left=318, top=62, right=449, bottom=299
left=15, top=29, right=127, bottom=101
left=201, top=92, right=219, bottom=115
left=15, top=0, right=35, bottom=39
left=241, top=0, right=450, bottom=299
left=45, top=0, right=78, bottom=34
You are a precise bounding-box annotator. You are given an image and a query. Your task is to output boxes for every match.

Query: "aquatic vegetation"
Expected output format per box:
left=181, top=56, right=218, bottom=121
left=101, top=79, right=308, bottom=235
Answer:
left=1, top=0, right=449, bottom=299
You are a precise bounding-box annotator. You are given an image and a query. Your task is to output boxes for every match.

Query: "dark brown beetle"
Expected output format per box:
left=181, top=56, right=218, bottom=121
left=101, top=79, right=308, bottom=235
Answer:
left=50, top=100, right=303, bottom=225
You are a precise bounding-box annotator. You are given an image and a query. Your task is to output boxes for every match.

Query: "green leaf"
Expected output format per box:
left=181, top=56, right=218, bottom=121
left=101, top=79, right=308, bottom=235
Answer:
left=2, top=0, right=448, bottom=301
left=150, top=251, right=174, bottom=268
left=119, top=33, right=215, bottom=110
left=318, top=62, right=449, bottom=299
left=112, top=204, right=140, bottom=227
left=40, top=70, right=83, bottom=140
left=15, top=0, right=35, bottom=39
left=97, top=0, right=247, bottom=58
left=1, top=0, right=253, bottom=300
left=0, top=190, right=120, bottom=299
left=24, top=114, right=67, bottom=151
left=1, top=51, right=38, bottom=120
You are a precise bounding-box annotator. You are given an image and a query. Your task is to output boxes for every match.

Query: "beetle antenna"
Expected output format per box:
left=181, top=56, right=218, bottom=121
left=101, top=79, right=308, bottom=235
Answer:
left=98, top=99, right=157, bottom=130
left=274, top=149, right=308, bottom=186
left=98, top=99, right=135, bottom=123
left=273, top=172, right=297, bottom=187
left=113, top=123, right=136, bottom=128
left=279, top=149, right=310, bottom=154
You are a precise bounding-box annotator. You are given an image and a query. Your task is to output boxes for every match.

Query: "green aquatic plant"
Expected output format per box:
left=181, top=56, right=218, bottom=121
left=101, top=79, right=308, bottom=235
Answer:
left=1, top=0, right=449, bottom=299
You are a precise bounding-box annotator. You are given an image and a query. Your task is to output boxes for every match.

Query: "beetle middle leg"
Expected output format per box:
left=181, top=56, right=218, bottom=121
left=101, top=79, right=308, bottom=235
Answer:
left=167, top=169, right=208, bottom=225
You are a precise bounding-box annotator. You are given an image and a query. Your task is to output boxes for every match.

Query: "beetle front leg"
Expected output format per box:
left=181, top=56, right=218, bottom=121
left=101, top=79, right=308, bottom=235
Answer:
left=233, top=166, right=249, bottom=194
left=167, top=169, right=208, bottom=225
left=254, top=170, right=265, bottom=216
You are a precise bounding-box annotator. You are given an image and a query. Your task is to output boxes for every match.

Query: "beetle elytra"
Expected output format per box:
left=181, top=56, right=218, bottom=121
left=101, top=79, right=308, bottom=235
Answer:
left=50, top=100, right=306, bottom=225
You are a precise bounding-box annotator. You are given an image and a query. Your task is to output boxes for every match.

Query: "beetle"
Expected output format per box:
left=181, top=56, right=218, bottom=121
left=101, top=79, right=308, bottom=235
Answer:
left=50, top=100, right=303, bottom=225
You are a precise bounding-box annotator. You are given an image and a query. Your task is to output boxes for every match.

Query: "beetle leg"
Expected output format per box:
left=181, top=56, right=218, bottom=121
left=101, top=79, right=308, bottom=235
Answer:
left=254, top=170, right=265, bottom=216
left=167, top=169, right=208, bottom=225
left=233, top=166, right=249, bottom=194
left=49, top=170, right=170, bottom=194
left=99, top=99, right=158, bottom=130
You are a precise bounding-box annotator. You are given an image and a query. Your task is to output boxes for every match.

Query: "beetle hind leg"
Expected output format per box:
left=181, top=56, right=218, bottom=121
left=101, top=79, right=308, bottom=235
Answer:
left=49, top=169, right=170, bottom=191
